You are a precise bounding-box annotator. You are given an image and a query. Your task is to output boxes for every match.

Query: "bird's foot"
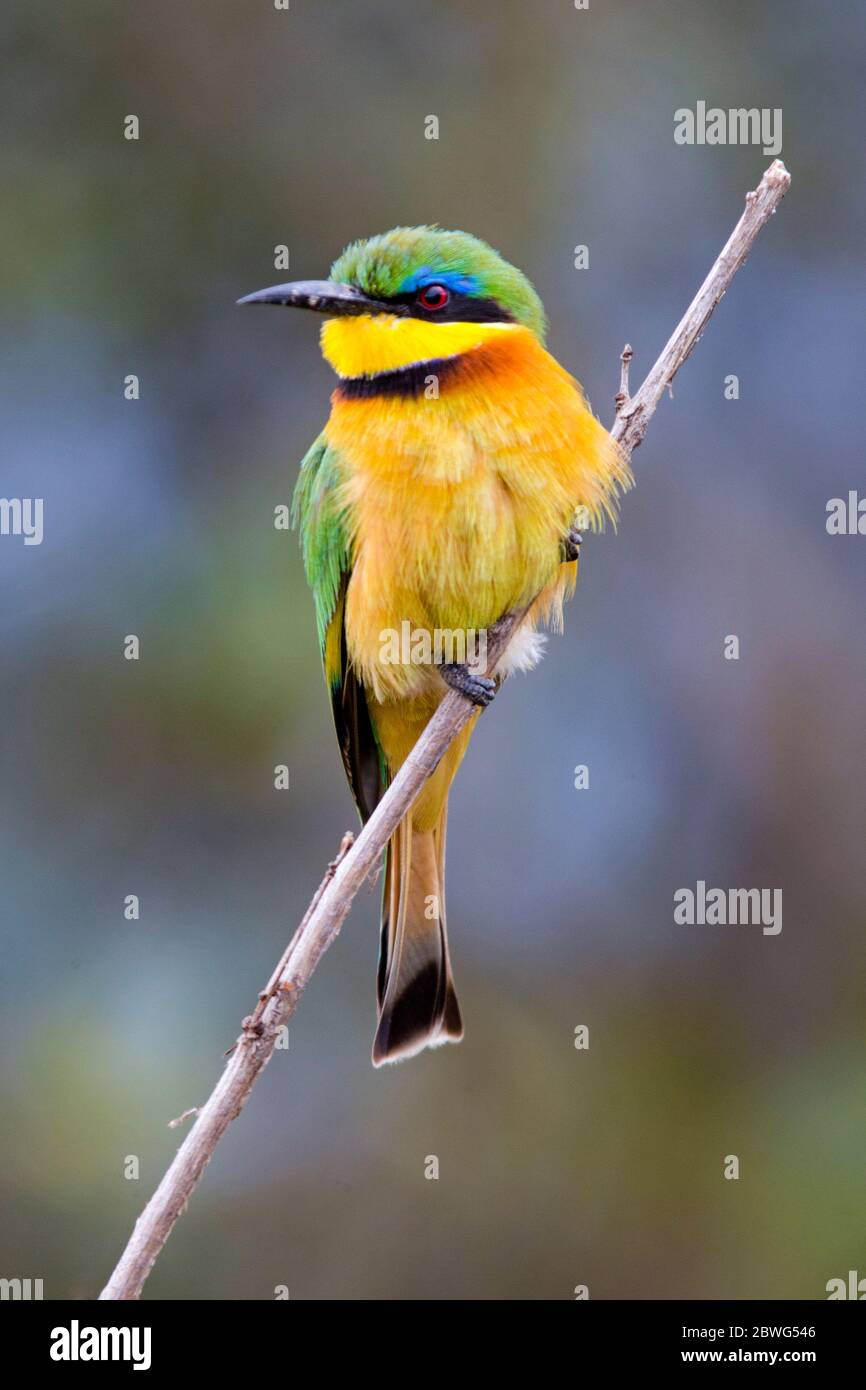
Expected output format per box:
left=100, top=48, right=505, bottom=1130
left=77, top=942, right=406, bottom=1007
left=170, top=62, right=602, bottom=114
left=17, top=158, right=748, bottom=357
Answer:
left=561, top=524, right=583, bottom=563
left=440, top=663, right=497, bottom=707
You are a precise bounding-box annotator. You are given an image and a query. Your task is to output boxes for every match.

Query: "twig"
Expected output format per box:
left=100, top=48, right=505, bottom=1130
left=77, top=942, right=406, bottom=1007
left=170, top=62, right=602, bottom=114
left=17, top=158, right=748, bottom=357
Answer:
left=167, top=1107, right=200, bottom=1130
left=98, top=160, right=791, bottom=1300
left=613, top=159, right=791, bottom=453
left=613, top=342, right=633, bottom=418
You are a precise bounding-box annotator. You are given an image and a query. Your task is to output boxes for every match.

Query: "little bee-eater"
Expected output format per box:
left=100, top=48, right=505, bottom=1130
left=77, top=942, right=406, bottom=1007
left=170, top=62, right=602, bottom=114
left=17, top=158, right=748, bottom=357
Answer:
left=240, top=227, right=630, bottom=1066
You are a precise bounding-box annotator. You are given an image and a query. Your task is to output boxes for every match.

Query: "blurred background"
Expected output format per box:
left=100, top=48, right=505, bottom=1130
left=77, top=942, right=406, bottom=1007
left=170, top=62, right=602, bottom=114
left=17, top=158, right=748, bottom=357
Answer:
left=1, top=0, right=864, bottom=1300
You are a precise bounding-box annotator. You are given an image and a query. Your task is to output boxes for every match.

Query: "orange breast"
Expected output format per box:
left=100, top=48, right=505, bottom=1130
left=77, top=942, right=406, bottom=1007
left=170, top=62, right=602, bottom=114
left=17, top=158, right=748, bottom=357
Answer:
left=324, top=327, right=629, bottom=702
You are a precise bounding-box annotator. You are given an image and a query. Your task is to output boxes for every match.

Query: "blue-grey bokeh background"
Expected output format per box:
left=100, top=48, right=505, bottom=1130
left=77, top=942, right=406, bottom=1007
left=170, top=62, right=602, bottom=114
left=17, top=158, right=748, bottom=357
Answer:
left=1, top=0, right=864, bottom=1299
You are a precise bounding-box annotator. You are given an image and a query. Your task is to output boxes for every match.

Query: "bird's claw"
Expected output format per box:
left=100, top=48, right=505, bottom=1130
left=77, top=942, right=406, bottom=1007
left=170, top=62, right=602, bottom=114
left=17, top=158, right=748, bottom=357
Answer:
left=440, top=664, right=497, bottom=707
left=561, top=524, right=583, bottom=563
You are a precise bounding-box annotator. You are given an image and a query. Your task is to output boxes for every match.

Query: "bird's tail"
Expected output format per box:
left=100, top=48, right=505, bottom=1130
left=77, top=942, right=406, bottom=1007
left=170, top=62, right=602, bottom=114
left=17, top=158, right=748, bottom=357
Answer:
left=372, top=803, right=463, bottom=1066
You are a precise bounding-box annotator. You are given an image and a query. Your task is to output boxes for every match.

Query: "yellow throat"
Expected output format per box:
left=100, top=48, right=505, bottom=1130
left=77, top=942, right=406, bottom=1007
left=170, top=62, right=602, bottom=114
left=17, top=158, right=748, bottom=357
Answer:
left=320, top=313, right=519, bottom=378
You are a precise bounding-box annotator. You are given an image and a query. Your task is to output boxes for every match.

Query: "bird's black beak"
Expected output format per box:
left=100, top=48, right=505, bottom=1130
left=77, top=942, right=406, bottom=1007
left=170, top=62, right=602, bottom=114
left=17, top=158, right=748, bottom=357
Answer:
left=236, top=279, right=405, bottom=317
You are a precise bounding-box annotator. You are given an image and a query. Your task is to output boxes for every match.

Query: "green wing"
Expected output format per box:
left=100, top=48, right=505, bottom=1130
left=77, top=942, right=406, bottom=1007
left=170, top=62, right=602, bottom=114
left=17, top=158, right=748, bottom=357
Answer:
left=293, top=434, right=386, bottom=823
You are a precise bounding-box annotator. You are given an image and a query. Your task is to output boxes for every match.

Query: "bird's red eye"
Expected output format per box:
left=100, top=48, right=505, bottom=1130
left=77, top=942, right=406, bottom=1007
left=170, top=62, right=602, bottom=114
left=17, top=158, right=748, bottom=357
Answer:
left=417, top=284, right=450, bottom=311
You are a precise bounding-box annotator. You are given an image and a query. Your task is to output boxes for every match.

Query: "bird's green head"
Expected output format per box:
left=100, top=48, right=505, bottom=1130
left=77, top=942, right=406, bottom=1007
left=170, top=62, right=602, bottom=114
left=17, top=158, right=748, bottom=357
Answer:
left=238, top=227, right=547, bottom=377
left=327, top=226, right=546, bottom=339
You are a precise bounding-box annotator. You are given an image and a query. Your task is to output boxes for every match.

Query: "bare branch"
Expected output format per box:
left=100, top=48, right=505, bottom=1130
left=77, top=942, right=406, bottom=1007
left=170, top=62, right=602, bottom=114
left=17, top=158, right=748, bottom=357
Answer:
left=98, top=160, right=791, bottom=1301
left=613, top=159, right=791, bottom=454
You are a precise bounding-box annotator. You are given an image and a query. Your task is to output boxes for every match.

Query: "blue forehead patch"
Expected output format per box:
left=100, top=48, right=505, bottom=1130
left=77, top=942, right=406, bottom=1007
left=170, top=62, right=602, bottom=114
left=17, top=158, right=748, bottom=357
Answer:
left=397, top=267, right=481, bottom=296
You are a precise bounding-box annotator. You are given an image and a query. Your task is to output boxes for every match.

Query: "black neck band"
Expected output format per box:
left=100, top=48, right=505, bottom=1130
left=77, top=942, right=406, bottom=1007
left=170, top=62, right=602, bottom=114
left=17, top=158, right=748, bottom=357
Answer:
left=335, top=355, right=465, bottom=400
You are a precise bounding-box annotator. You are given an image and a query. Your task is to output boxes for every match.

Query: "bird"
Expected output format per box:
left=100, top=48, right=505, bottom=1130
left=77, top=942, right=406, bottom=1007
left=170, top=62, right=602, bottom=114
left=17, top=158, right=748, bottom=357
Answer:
left=239, top=227, right=631, bottom=1066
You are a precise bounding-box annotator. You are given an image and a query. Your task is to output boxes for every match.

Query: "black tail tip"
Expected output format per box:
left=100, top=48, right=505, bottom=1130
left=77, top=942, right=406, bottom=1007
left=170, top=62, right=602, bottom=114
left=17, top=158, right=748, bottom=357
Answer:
left=372, top=966, right=463, bottom=1068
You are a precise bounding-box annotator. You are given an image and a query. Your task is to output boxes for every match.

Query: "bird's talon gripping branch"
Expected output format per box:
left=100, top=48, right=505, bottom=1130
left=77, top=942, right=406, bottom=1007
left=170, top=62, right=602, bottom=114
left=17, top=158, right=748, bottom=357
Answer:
left=561, top=524, right=583, bottom=563
left=440, top=663, right=498, bottom=707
